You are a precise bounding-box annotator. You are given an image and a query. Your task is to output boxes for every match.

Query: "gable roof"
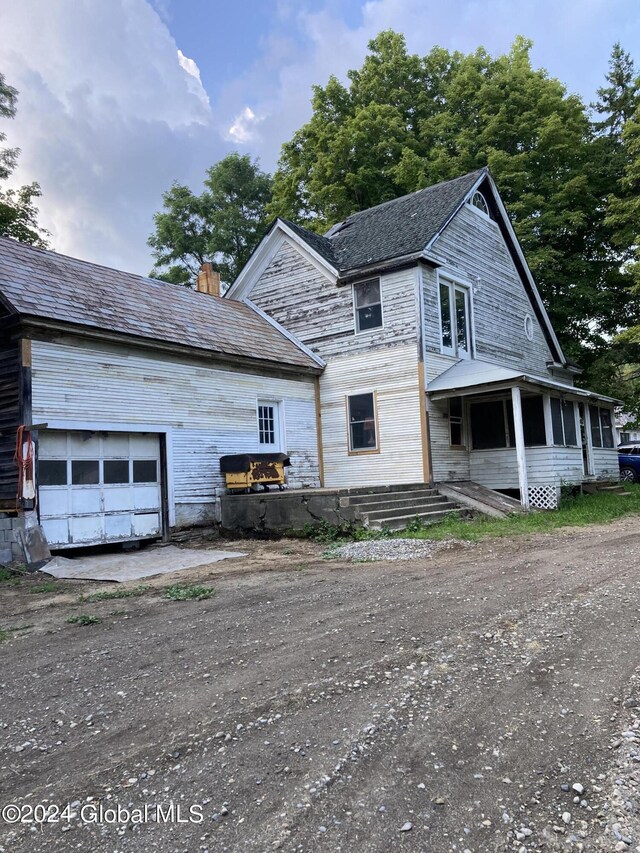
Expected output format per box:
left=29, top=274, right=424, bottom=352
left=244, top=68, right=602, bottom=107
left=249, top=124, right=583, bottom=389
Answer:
left=317, top=168, right=486, bottom=274
left=0, top=236, right=321, bottom=373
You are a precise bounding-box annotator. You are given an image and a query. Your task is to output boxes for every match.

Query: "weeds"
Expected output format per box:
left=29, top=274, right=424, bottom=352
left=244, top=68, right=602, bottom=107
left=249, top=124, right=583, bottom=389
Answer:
left=163, top=583, right=215, bottom=601
left=66, top=614, right=102, bottom=626
left=29, top=581, right=58, bottom=594
left=81, top=585, right=150, bottom=603
left=0, top=628, right=8, bottom=643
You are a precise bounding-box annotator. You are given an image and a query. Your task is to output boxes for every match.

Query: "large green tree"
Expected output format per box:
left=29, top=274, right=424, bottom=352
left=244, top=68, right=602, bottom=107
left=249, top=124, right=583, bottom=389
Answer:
left=269, top=33, right=638, bottom=384
left=0, top=72, right=48, bottom=246
left=148, top=152, right=272, bottom=287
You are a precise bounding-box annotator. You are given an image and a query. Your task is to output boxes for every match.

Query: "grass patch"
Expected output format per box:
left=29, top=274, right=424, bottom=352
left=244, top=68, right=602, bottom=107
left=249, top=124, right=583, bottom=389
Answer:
left=397, top=485, right=640, bottom=542
left=29, top=581, right=59, bottom=594
left=163, top=583, right=215, bottom=601
left=81, top=585, right=150, bottom=603
left=0, top=627, right=9, bottom=643
left=66, top=614, right=102, bottom=626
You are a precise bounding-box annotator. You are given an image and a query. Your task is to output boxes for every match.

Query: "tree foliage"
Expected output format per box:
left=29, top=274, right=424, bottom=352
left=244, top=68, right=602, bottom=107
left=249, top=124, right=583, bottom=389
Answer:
left=0, top=72, right=48, bottom=246
left=148, top=153, right=272, bottom=287
left=268, top=32, right=640, bottom=412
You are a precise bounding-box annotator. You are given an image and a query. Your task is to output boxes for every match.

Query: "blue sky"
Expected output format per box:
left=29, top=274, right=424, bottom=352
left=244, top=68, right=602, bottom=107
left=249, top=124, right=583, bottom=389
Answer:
left=1, top=0, right=639, bottom=274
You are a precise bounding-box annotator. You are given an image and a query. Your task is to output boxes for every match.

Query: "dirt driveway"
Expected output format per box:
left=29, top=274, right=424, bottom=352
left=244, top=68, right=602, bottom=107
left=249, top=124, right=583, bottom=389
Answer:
left=1, top=521, right=639, bottom=852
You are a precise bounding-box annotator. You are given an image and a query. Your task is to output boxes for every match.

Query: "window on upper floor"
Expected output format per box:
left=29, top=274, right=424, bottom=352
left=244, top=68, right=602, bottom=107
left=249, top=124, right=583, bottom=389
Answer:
left=353, top=278, right=382, bottom=333
left=470, top=190, right=490, bottom=217
left=589, top=405, right=614, bottom=449
left=439, top=278, right=472, bottom=358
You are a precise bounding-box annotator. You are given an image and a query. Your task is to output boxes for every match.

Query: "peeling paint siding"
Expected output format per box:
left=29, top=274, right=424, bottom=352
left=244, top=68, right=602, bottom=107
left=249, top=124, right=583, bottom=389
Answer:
left=429, top=397, right=470, bottom=482
left=30, top=337, right=320, bottom=525
left=320, top=345, right=423, bottom=489
left=592, top=447, right=619, bottom=481
left=426, top=205, right=555, bottom=379
left=250, top=239, right=419, bottom=359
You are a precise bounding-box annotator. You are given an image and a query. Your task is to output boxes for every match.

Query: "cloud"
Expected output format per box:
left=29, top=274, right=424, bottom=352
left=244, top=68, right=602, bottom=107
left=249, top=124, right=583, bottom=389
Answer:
left=227, top=107, right=263, bottom=144
left=0, top=0, right=223, bottom=274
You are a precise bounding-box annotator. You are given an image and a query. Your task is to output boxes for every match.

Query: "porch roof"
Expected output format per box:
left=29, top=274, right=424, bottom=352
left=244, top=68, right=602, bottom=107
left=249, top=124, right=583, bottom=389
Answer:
left=428, top=359, right=621, bottom=405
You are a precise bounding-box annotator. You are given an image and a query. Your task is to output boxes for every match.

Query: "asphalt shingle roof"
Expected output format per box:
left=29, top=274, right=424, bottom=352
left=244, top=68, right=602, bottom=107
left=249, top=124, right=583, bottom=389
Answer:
left=0, top=237, right=320, bottom=371
left=283, top=169, right=486, bottom=274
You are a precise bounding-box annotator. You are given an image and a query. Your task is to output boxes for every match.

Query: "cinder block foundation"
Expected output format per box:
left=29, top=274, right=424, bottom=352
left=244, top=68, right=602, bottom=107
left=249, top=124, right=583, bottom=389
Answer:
left=220, top=489, right=360, bottom=533
left=0, top=512, right=26, bottom=564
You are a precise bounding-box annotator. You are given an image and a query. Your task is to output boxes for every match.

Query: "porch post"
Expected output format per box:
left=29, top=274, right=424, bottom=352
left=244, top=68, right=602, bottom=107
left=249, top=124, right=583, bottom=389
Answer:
left=511, top=386, right=530, bottom=510
left=583, top=403, right=595, bottom=477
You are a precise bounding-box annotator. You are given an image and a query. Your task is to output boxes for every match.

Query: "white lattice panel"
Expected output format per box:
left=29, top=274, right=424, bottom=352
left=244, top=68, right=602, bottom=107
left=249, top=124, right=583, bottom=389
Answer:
left=528, top=485, right=558, bottom=510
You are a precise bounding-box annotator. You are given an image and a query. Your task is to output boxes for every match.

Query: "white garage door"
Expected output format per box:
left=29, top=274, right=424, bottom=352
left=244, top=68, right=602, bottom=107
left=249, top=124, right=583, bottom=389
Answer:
left=38, top=430, right=162, bottom=548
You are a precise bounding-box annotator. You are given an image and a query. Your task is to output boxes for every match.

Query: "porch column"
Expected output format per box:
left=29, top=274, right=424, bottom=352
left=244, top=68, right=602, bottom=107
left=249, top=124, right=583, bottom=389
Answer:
left=583, top=403, right=595, bottom=477
left=511, top=387, right=530, bottom=510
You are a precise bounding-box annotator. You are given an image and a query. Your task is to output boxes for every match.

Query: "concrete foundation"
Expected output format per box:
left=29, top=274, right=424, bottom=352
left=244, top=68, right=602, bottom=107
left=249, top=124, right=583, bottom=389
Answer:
left=221, top=489, right=361, bottom=533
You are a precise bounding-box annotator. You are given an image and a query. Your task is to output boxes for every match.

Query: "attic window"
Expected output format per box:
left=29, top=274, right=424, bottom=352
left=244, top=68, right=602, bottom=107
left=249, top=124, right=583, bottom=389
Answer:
left=470, top=191, right=490, bottom=217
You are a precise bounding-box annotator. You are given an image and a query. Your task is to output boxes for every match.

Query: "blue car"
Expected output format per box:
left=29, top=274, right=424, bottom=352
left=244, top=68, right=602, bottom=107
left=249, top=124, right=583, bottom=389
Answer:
left=618, top=445, right=640, bottom=483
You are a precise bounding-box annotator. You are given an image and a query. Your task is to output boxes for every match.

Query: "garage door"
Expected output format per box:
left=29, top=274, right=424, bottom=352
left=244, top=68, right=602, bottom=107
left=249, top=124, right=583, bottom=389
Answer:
left=38, top=431, right=162, bottom=548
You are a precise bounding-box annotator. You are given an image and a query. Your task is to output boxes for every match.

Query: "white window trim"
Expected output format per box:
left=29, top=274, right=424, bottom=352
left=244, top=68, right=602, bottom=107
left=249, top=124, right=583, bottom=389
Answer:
left=352, top=277, right=384, bottom=336
left=436, top=270, right=474, bottom=360
left=467, top=190, right=492, bottom=221
left=256, top=400, right=285, bottom=452
left=548, top=396, right=579, bottom=448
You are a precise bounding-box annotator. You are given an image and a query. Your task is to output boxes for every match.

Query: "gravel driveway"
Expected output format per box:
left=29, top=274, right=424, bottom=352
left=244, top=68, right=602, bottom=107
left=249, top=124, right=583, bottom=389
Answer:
left=0, top=520, right=639, bottom=852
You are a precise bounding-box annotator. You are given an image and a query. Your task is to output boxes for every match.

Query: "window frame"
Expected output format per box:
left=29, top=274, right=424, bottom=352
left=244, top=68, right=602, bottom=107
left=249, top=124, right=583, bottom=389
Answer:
left=353, top=277, right=383, bottom=335
left=468, top=190, right=491, bottom=220
left=256, top=400, right=283, bottom=451
left=346, top=391, right=380, bottom=455
left=549, top=397, right=579, bottom=448
left=448, top=397, right=465, bottom=449
left=437, top=272, right=474, bottom=360
left=589, top=405, right=615, bottom=449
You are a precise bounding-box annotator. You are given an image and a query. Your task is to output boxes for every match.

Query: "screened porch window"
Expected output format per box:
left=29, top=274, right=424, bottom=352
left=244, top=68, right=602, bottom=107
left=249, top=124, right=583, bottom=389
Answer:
left=449, top=397, right=464, bottom=446
left=439, top=279, right=471, bottom=358
left=469, top=394, right=546, bottom=450
left=347, top=392, right=378, bottom=452
left=354, top=278, right=382, bottom=332
left=589, top=405, right=614, bottom=448
left=550, top=398, right=577, bottom=446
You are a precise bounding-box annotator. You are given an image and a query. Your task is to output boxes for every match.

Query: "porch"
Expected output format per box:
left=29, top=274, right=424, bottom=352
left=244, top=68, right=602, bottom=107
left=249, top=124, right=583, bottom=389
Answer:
left=428, top=360, right=620, bottom=510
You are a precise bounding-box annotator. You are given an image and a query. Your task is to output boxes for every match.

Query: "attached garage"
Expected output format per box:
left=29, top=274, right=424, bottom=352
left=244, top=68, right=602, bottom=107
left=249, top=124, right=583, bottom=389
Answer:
left=38, top=430, right=163, bottom=548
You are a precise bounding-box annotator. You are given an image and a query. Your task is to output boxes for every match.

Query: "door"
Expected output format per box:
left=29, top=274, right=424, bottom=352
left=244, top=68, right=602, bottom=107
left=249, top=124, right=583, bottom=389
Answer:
left=38, top=430, right=162, bottom=548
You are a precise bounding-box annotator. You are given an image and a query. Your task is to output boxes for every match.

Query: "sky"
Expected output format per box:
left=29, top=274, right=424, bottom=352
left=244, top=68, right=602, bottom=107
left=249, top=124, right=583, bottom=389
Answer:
left=1, top=0, right=639, bottom=276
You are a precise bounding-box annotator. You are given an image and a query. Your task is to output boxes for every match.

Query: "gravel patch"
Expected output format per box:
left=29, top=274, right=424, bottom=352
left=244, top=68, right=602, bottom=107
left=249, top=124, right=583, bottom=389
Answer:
left=334, top=537, right=473, bottom=562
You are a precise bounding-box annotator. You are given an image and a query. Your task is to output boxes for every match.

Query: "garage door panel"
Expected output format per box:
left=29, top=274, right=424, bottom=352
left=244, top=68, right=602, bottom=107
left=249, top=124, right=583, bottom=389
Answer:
left=69, top=433, right=101, bottom=458
left=102, top=435, right=130, bottom=457
left=71, top=489, right=101, bottom=514
left=133, top=512, right=161, bottom=537
left=104, top=487, right=134, bottom=512
left=104, top=514, right=133, bottom=539
left=39, top=488, right=69, bottom=517
left=129, top=434, right=159, bottom=455
left=39, top=432, right=68, bottom=456
left=133, top=486, right=161, bottom=510
left=71, top=515, right=104, bottom=544
left=42, top=518, right=69, bottom=547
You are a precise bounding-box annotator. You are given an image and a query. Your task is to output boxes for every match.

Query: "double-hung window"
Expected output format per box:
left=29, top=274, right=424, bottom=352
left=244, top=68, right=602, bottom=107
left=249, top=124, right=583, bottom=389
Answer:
left=589, top=405, right=614, bottom=448
left=354, top=278, right=382, bottom=333
left=257, top=402, right=281, bottom=450
left=347, top=392, right=378, bottom=452
left=439, top=278, right=471, bottom=358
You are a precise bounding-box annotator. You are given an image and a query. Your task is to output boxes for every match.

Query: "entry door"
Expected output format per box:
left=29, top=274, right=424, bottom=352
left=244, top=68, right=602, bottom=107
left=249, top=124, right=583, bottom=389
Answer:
left=38, top=430, right=162, bottom=548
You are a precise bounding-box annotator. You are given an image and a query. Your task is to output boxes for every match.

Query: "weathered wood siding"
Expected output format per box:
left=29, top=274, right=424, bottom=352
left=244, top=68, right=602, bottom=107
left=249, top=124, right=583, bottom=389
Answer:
left=249, top=240, right=425, bottom=487
left=319, top=345, right=424, bottom=488
left=249, top=238, right=420, bottom=359
left=592, top=448, right=619, bottom=481
left=30, top=336, right=320, bottom=526
left=428, top=396, right=470, bottom=482
left=0, top=340, right=20, bottom=501
left=469, top=447, right=585, bottom=489
left=424, top=204, right=555, bottom=380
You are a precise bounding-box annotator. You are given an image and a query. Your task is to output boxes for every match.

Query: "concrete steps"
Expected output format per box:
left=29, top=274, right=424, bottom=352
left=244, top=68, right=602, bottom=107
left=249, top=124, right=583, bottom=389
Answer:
left=340, top=486, right=462, bottom=531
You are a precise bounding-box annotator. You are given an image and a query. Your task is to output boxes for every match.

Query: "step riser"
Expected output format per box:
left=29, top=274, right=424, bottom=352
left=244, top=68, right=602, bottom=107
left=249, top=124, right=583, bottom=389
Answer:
left=369, top=510, right=459, bottom=531
left=363, top=501, right=459, bottom=522
left=347, top=489, right=439, bottom=506
left=354, top=495, right=449, bottom=513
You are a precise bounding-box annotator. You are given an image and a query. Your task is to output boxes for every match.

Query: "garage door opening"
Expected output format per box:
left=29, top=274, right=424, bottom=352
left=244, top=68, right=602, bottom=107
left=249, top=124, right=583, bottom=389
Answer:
left=37, top=430, right=164, bottom=548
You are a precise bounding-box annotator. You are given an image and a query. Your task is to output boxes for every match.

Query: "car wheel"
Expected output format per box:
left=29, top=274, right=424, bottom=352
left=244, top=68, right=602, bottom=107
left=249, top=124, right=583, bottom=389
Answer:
left=620, top=466, right=638, bottom=483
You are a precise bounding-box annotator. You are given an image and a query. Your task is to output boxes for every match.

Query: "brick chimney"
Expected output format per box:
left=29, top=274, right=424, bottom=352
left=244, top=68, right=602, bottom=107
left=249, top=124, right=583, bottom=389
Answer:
left=196, top=262, right=221, bottom=297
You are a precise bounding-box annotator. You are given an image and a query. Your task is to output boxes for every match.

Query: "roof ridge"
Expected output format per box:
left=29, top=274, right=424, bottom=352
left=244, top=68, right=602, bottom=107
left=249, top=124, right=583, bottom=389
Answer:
left=329, top=167, right=487, bottom=233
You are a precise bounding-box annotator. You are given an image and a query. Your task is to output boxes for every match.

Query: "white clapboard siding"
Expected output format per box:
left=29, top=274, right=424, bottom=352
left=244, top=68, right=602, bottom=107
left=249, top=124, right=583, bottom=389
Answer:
left=470, top=446, right=586, bottom=489
left=30, top=337, right=320, bottom=526
left=319, top=344, right=424, bottom=488
left=250, top=239, right=419, bottom=360
left=428, top=397, right=470, bottom=482
left=425, top=204, right=555, bottom=379
left=592, top=448, right=620, bottom=481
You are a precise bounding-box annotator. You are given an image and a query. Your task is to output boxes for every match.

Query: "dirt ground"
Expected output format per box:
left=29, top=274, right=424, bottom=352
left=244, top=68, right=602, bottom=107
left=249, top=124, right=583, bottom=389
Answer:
left=0, top=521, right=639, bottom=853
